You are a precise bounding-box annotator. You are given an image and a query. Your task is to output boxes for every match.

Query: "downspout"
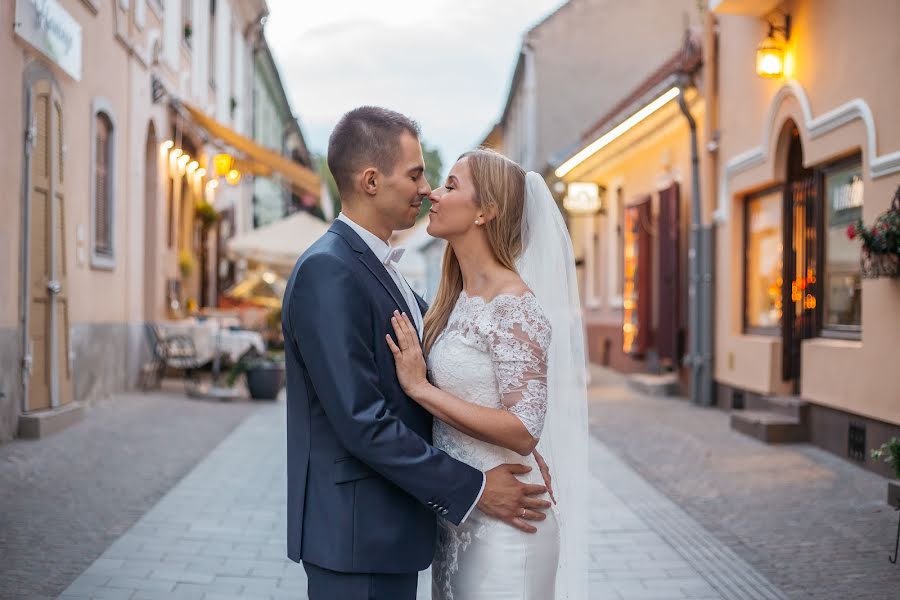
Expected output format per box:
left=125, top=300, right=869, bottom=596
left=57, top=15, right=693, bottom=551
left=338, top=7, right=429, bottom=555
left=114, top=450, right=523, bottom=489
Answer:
left=677, top=46, right=714, bottom=407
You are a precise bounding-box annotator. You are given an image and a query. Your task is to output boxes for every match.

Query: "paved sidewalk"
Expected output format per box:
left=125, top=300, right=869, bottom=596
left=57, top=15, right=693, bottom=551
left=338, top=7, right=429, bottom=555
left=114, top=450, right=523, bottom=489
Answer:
left=0, top=385, right=259, bottom=600
left=588, top=365, right=900, bottom=600
left=59, top=393, right=787, bottom=600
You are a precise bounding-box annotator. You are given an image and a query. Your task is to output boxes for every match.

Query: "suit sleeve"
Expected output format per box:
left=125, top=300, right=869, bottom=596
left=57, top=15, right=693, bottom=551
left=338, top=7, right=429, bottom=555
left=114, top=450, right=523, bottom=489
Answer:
left=286, top=252, right=483, bottom=525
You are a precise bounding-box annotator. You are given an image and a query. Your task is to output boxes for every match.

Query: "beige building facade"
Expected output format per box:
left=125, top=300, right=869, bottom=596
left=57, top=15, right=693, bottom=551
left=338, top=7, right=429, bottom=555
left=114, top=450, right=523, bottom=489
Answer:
left=0, top=0, right=289, bottom=442
left=709, top=0, right=900, bottom=472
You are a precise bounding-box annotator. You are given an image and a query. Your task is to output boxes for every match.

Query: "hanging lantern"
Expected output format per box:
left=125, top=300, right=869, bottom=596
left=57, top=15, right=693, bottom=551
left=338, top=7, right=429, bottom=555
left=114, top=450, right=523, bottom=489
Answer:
left=186, top=160, right=199, bottom=175
left=225, top=168, right=241, bottom=185
left=213, top=153, right=234, bottom=176
left=756, top=34, right=784, bottom=78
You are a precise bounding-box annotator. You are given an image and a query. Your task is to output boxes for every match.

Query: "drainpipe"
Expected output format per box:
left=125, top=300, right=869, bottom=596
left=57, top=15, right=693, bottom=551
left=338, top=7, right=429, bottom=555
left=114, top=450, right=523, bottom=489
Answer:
left=677, top=78, right=714, bottom=407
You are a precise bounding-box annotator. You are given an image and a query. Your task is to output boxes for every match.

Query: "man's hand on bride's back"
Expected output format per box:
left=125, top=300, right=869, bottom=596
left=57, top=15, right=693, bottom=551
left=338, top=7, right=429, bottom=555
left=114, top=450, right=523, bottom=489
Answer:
left=477, top=464, right=551, bottom=534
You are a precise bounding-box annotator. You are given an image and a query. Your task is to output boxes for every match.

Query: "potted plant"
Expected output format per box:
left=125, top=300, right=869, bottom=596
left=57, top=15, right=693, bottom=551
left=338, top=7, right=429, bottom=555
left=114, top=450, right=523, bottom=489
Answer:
left=226, top=352, right=285, bottom=400
left=847, top=185, right=900, bottom=278
left=195, top=200, right=220, bottom=230
left=178, top=249, right=196, bottom=279
left=872, top=437, right=900, bottom=506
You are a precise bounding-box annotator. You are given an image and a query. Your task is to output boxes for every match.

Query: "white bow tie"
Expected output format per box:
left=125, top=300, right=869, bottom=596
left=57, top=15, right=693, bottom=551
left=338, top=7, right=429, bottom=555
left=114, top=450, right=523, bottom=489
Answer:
left=383, top=247, right=405, bottom=266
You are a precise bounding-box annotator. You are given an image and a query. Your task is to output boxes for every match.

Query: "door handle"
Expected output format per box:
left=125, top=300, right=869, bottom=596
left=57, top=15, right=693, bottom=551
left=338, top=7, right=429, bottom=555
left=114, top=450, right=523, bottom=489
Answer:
left=47, top=280, right=62, bottom=295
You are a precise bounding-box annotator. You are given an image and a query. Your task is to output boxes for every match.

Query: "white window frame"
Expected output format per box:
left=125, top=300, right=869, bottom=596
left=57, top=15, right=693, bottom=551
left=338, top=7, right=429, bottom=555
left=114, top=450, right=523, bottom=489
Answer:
left=89, top=97, right=117, bottom=270
left=607, top=176, right=625, bottom=308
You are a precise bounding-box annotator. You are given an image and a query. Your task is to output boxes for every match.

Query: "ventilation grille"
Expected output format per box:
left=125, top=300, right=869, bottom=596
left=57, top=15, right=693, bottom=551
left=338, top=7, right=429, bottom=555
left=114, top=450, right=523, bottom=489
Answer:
left=848, top=423, right=866, bottom=462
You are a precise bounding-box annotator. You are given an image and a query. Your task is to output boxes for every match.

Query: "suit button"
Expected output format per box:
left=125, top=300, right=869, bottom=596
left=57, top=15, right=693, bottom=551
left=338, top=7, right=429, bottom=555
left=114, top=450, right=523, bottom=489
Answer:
left=441, top=509, right=449, bottom=515
left=426, top=501, right=434, bottom=506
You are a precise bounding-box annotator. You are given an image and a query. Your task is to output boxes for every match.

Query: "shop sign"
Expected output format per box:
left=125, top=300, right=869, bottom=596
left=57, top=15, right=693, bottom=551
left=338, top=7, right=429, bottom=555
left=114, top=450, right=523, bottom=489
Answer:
left=15, top=0, right=82, bottom=81
left=564, top=182, right=603, bottom=214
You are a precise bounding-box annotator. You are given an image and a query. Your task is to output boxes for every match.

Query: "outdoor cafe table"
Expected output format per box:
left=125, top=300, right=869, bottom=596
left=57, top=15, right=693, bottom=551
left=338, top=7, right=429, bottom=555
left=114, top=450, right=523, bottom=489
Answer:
left=157, top=319, right=265, bottom=366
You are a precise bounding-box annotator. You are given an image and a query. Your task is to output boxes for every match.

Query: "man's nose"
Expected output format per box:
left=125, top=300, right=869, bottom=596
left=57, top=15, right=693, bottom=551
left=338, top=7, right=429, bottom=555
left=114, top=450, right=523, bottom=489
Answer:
left=419, top=179, right=432, bottom=196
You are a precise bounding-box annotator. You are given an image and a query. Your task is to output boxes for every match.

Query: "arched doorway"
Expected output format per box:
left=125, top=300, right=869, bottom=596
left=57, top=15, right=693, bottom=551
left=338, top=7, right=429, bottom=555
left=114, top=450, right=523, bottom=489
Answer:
left=143, top=122, right=159, bottom=321
left=780, top=122, right=820, bottom=386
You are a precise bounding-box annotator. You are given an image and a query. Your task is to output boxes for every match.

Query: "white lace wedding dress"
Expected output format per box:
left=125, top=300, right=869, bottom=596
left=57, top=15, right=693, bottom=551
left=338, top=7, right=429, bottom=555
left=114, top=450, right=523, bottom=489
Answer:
left=428, top=290, right=559, bottom=600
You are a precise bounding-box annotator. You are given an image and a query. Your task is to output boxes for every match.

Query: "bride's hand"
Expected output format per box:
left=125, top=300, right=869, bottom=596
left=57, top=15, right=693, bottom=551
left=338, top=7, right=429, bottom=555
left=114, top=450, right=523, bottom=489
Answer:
left=385, top=310, right=429, bottom=398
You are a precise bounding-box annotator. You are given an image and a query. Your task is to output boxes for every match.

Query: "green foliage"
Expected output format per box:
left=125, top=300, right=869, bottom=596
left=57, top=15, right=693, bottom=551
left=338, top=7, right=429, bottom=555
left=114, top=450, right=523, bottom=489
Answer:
left=872, top=437, right=900, bottom=479
left=419, top=140, right=444, bottom=219
left=848, top=185, right=900, bottom=255
left=194, top=200, right=220, bottom=230
left=316, top=154, right=341, bottom=220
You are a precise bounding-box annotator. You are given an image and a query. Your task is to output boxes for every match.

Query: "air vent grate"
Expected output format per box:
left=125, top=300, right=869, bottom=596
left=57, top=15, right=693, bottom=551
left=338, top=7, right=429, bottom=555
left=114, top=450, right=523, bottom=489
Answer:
left=848, top=423, right=866, bottom=462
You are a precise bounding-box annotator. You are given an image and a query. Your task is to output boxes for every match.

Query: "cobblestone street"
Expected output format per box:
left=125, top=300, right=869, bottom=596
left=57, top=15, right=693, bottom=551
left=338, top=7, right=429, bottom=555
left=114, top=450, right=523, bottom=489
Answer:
left=588, top=367, right=900, bottom=600
left=4, top=368, right=897, bottom=599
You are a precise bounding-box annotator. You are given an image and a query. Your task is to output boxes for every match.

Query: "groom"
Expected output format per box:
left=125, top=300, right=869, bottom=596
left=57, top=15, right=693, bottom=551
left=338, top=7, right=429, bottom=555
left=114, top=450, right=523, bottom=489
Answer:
left=282, top=106, right=551, bottom=599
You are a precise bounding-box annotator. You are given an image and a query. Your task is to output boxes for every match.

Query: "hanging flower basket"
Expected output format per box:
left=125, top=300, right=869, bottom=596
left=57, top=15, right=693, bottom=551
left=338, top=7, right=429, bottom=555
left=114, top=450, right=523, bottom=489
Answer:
left=848, top=185, right=900, bottom=279
left=861, top=250, right=900, bottom=279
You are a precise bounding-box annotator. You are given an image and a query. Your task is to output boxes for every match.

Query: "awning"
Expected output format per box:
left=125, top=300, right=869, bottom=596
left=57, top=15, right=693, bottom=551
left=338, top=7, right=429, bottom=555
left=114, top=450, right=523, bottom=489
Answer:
left=174, top=100, right=321, bottom=196
left=226, top=210, right=330, bottom=270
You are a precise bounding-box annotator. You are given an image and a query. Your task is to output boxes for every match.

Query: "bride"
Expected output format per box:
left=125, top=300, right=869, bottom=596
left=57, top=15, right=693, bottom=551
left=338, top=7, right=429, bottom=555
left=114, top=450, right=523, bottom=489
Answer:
left=385, top=148, right=589, bottom=599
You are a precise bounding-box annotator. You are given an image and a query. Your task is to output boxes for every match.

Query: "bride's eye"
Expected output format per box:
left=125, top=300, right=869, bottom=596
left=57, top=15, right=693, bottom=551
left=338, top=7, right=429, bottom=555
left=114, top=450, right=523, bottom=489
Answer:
left=445, top=184, right=455, bottom=191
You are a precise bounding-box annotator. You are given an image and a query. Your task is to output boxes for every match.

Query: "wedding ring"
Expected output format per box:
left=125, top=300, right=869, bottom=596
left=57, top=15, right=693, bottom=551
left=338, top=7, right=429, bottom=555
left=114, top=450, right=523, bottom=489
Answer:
left=521, top=508, right=526, bottom=518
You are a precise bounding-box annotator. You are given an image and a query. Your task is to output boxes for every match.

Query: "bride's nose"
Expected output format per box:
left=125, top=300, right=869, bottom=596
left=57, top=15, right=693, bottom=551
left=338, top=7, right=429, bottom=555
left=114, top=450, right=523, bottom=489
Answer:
left=428, top=188, right=442, bottom=202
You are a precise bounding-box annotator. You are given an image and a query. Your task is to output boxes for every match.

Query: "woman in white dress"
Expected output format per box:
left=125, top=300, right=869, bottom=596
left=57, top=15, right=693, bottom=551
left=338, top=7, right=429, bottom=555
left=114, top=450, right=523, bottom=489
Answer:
left=386, top=149, right=589, bottom=600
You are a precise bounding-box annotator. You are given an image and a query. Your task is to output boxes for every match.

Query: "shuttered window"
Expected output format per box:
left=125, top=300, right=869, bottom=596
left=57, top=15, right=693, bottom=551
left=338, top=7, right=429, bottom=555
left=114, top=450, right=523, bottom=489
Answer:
left=90, top=99, right=116, bottom=269
left=94, top=113, right=112, bottom=257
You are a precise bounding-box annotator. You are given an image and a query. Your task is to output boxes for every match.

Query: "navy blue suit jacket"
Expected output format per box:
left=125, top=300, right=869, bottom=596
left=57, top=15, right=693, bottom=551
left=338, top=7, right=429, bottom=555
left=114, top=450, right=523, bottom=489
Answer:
left=282, top=219, right=484, bottom=574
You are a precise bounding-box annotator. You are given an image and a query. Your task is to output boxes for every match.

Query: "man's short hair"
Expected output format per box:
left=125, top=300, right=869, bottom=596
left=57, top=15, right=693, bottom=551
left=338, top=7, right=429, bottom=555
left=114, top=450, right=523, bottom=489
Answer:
left=327, top=106, right=421, bottom=195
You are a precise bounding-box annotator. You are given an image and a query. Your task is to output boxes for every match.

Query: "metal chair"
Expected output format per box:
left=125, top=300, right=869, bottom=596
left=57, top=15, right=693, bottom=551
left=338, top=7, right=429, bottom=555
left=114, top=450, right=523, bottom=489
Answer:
left=140, top=323, right=205, bottom=393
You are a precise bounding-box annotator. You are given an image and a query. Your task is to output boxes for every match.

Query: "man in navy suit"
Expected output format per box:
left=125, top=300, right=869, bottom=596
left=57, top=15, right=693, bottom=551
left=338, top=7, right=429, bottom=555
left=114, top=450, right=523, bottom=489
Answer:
left=282, top=107, right=551, bottom=599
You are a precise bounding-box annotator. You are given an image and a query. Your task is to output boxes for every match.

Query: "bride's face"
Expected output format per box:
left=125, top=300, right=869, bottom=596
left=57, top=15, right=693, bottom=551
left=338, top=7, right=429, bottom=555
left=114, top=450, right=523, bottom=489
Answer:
left=426, top=158, right=483, bottom=239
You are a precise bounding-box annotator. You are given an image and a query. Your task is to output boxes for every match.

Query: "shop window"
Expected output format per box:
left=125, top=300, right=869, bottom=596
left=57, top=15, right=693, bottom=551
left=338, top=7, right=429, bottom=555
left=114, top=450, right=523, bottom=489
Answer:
left=90, top=100, right=117, bottom=269
left=822, top=161, right=863, bottom=333
left=744, top=188, right=783, bottom=332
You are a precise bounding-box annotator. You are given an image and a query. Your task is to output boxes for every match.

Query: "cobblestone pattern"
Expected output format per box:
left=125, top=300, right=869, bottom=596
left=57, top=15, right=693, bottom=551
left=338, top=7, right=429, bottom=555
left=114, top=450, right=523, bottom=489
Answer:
left=587, top=366, right=900, bottom=600
left=0, top=384, right=260, bottom=600
left=56, top=389, right=786, bottom=600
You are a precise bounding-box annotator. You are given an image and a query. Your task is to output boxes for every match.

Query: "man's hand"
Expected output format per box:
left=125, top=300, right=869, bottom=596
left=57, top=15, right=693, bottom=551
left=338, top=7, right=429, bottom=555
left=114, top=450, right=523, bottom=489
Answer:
left=477, top=463, right=551, bottom=534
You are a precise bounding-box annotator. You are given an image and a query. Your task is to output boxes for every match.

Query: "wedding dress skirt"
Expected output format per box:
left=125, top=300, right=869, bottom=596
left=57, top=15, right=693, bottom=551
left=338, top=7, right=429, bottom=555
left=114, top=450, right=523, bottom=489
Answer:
left=428, top=292, right=560, bottom=600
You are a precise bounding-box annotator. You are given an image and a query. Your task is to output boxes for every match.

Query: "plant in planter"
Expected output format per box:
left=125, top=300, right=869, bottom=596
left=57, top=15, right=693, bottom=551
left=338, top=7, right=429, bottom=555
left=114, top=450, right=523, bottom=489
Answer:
left=847, top=185, right=900, bottom=278
left=872, top=437, right=900, bottom=506
left=183, top=22, right=193, bottom=44
left=194, top=200, right=220, bottom=230
left=178, top=249, right=196, bottom=279
left=226, top=352, right=285, bottom=400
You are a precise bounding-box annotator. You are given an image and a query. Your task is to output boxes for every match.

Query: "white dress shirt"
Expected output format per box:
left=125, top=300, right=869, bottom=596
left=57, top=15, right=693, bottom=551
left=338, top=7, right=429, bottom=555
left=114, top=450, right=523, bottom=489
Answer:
left=336, top=212, right=485, bottom=522
left=337, top=213, right=423, bottom=337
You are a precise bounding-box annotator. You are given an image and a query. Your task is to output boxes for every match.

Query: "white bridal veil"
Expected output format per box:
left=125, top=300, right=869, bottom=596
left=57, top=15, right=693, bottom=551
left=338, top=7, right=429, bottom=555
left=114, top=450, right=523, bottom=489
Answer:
left=517, top=172, right=589, bottom=600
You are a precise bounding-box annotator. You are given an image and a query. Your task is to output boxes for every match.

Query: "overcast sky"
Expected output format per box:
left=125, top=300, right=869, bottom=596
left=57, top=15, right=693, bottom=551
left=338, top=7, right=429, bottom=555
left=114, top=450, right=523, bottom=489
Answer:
left=264, top=0, right=566, bottom=177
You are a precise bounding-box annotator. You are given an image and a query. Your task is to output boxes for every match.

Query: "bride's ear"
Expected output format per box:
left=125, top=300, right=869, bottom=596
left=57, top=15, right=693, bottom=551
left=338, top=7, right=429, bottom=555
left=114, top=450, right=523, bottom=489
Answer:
left=480, top=204, right=499, bottom=224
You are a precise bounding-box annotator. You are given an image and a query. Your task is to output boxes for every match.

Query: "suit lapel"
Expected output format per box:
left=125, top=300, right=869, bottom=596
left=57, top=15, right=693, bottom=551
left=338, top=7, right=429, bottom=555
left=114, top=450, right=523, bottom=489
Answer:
left=328, top=220, right=413, bottom=317
left=358, top=251, right=414, bottom=317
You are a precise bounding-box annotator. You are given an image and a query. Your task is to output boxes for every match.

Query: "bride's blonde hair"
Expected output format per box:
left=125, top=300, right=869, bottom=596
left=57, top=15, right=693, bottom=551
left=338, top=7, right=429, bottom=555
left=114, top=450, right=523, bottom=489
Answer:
left=422, top=148, right=526, bottom=354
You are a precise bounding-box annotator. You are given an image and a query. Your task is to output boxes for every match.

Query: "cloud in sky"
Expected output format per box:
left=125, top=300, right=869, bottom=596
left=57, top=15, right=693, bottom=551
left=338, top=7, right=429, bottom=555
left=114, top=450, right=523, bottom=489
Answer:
left=264, top=0, right=566, bottom=177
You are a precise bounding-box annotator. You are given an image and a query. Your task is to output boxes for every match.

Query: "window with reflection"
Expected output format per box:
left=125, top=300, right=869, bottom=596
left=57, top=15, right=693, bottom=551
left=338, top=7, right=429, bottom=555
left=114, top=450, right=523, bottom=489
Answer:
left=823, top=162, right=863, bottom=331
left=745, top=189, right=783, bottom=331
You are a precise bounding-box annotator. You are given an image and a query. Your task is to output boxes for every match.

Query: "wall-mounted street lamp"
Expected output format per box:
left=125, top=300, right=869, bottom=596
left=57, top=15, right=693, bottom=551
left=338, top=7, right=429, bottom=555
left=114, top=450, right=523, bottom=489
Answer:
left=225, top=168, right=242, bottom=186
left=213, top=153, right=234, bottom=177
left=756, top=14, right=791, bottom=78
left=563, top=182, right=605, bottom=215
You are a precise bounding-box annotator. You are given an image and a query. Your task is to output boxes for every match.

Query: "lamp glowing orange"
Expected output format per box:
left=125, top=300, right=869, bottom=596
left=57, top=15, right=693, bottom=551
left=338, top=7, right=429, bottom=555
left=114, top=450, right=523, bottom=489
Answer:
left=213, top=153, right=234, bottom=176
left=225, top=169, right=241, bottom=185
left=756, top=34, right=784, bottom=78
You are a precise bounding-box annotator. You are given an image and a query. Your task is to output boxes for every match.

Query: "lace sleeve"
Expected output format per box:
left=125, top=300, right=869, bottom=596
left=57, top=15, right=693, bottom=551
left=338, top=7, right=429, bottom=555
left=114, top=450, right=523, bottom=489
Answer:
left=487, top=293, right=552, bottom=439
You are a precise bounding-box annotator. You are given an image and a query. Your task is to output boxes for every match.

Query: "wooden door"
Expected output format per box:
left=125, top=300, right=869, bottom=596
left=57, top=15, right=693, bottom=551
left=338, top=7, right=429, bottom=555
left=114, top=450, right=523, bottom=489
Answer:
left=657, top=183, right=681, bottom=366
left=25, top=79, right=71, bottom=412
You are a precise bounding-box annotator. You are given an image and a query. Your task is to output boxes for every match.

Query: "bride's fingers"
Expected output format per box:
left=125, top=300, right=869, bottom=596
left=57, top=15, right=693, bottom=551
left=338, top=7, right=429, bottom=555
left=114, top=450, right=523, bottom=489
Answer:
left=401, top=313, right=419, bottom=347
left=385, top=334, right=401, bottom=357
left=391, top=313, right=409, bottom=350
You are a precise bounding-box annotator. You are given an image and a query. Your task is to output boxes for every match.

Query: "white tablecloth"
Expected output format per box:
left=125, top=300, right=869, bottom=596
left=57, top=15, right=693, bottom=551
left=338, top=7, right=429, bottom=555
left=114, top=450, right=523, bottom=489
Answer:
left=158, top=320, right=266, bottom=364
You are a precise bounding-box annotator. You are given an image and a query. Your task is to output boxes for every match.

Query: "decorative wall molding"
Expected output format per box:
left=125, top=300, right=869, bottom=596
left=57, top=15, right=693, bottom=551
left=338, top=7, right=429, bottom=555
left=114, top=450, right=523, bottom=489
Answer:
left=714, top=80, right=900, bottom=222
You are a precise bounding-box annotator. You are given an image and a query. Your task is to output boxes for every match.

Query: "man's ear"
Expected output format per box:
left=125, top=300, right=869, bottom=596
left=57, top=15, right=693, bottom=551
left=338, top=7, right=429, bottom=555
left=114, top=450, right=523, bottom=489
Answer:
left=361, top=167, right=379, bottom=196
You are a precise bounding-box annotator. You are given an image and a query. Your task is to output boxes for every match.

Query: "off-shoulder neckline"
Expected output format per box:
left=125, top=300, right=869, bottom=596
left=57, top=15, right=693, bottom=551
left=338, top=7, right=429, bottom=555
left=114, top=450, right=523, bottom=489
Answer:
left=459, top=289, right=536, bottom=306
